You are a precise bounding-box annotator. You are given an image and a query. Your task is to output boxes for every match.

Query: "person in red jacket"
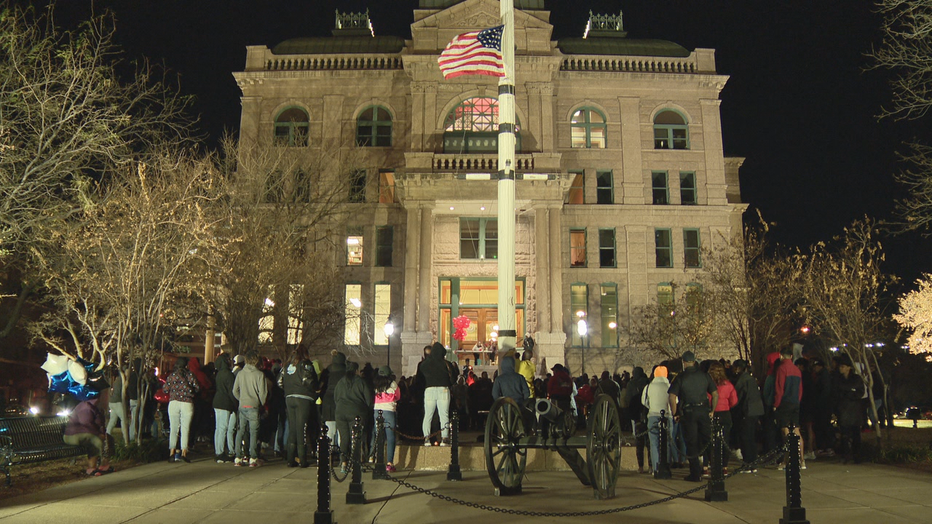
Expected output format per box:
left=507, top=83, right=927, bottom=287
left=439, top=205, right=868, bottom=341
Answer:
left=774, top=346, right=806, bottom=469
left=704, top=361, right=737, bottom=474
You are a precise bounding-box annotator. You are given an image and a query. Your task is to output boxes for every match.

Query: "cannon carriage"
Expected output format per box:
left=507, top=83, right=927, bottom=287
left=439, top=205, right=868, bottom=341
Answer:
left=483, top=393, right=622, bottom=499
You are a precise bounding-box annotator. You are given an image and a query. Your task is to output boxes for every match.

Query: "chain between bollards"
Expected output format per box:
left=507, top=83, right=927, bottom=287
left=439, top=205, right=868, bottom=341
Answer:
left=447, top=407, right=462, bottom=481
left=314, top=424, right=335, bottom=524
left=346, top=416, right=367, bottom=504
left=373, top=409, right=388, bottom=480
left=654, top=410, right=672, bottom=479
left=780, top=425, right=809, bottom=524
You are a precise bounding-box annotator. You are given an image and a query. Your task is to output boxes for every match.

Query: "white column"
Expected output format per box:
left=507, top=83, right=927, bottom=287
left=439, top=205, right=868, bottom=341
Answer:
left=497, top=0, right=518, bottom=358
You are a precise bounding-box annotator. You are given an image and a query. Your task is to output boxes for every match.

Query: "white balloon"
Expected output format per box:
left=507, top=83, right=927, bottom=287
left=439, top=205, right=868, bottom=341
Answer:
left=40, top=353, right=69, bottom=376
left=67, top=359, right=88, bottom=385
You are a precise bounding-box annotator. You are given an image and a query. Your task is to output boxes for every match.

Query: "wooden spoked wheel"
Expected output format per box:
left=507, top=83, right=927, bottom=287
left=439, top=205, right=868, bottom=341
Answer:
left=484, top=397, right=528, bottom=495
left=586, top=394, right=622, bottom=499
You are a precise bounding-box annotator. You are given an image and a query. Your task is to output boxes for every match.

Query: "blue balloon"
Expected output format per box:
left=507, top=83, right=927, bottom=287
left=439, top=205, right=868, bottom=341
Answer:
left=48, top=370, right=75, bottom=394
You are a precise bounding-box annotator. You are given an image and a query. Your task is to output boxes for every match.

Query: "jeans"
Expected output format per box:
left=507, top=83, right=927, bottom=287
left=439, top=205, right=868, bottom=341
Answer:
left=107, top=401, right=125, bottom=437
left=214, top=408, right=237, bottom=456
left=285, top=396, right=314, bottom=463
left=423, top=387, right=451, bottom=440
left=647, top=415, right=674, bottom=473
left=168, top=400, right=194, bottom=451
left=235, top=407, right=260, bottom=459
left=326, top=420, right=340, bottom=449
left=371, top=410, right=397, bottom=463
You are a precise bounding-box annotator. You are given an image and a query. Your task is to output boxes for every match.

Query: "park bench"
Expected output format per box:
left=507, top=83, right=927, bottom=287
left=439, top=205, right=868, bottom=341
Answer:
left=0, top=416, right=85, bottom=487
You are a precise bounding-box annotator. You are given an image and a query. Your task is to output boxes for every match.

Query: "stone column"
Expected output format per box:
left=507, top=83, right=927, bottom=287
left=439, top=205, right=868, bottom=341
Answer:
left=531, top=205, right=566, bottom=374
left=539, top=84, right=555, bottom=151
left=700, top=99, right=727, bottom=206
left=411, top=83, right=427, bottom=151
left=618, top=97, right=644, bottom=204
left=322, top=95, right=344, bottom=151
left=417, top=205, right=434, bottom=333
left=534, top=207, right=551, bottom=333
left=237, top=95, right=261, bottom=147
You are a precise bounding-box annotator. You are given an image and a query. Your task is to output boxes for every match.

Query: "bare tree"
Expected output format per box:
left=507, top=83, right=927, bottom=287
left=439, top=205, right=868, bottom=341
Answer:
left=0, top=4, right=194, bottom=340
left=627, top=281, right=718, bottom=363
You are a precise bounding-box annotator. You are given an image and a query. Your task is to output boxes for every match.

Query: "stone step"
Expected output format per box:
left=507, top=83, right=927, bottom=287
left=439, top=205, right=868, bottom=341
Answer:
left=389, top=442, right=642, bottom=472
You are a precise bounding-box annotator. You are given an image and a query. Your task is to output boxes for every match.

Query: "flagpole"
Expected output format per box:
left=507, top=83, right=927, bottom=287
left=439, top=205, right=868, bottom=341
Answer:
left=497, top=0, right=517, bottom=359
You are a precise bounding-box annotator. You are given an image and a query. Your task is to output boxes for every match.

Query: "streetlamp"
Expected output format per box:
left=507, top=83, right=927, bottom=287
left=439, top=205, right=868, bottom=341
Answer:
left=577, top=318, right=588, bottom=375
left=383, top=321, right=394, bottom=366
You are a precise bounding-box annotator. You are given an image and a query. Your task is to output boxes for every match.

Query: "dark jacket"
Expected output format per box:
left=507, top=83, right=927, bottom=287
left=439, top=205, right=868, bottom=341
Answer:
left=733, top=371, right=764, bottom=418
left=321, top=352, right=347, bottom=420
left=418, top=342, right=456, bottom=388
left=623, top=367, right=649, bottom=412
left=280, top=359, right=319, bottom=399
left=212, top=354, right=238, bottom=412
left=492, top=356, right=530, bottom=403
left=109, top=373, right=123, bottom=404
left=65, top=399, right=105, bottom=436
left=164, top=368, right=200, bottom=403
left=833, top=371, right=865, bottom=427
left=334, top=362, right=373, bottom=422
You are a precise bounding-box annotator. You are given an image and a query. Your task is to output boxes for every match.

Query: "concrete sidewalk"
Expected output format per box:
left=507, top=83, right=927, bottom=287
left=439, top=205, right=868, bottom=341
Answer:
left=1, top=456, right=930, bottom=524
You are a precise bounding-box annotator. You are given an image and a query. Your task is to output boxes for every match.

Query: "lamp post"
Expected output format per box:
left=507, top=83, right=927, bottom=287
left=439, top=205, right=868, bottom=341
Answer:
left=577, top=318, right=588, bottom=376
left=383, top=321, right=394, bottom=366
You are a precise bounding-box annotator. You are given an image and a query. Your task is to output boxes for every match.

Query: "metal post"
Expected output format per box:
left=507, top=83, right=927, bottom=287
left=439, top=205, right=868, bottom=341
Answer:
left=705, top=415, right=728, bottom=502
left=447, top=408, right=463, bottom=481
left=496, top=0, right=517, bottom=359
left=654, top=410, right=672, bottom=479
left=780, top=426, right=809, bottom=524
left=372, top=410, right=387, bottom=480
left=314, top=425, right=335, bottom=524
left=346, top=416, right=367, bottom=504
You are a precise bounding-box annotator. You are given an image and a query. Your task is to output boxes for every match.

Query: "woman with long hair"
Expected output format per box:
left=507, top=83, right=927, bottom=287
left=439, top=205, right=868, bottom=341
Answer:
left=705, top=361, right=737, bottom=474
left=164, top=357, right=200, bottom=462
left=279, top=345, right=319, bottom=467
left=370, top=366, right=400, bottom=472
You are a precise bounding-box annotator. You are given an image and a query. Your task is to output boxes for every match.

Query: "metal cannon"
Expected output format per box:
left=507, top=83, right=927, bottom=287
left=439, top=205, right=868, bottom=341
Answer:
left=484, top=394, right=622, bottom=499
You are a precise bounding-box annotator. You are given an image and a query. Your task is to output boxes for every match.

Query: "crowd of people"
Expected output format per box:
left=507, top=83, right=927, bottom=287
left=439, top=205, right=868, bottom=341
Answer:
left=82, top=342, right=871, bottom=480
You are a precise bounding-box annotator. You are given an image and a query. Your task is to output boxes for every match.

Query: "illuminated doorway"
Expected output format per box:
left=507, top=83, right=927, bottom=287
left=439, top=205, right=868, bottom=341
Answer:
left=439, top=278, right=525, bottom=364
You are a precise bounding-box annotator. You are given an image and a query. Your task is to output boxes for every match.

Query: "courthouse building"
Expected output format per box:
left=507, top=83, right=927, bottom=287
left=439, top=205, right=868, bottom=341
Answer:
left=232, top=0, right=746, bottom=376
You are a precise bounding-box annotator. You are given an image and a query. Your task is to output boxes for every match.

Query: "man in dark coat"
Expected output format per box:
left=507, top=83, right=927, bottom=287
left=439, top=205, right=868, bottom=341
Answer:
left=212, top=354, right=238, bottom=462
left=668, top=351, right=718, bottom=482
left=623, top=367, right=649, bottom=472
left=334, top=361, right=373, bottom=470
left=833, top=354, right=865, bottom=463
left=321, top=351, right=347, bottom=449
left=731, top=359, right=764, bottom=472
left=492, top=356, right=530, bottom=404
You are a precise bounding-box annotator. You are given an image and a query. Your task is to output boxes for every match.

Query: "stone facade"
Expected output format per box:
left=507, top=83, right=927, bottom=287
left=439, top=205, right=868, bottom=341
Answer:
left=233, top=0, right=746, bottom=377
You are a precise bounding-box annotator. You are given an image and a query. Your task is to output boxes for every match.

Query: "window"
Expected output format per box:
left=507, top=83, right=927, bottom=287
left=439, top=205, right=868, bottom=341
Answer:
left=349, top=170, right=366, bottom=203
left=596, top=170, right=613, bottom=204
left=258, top=286, right=275, bottom=343
left=680, top=172, right=697, bottom=205
left=347, top=230, right=363, bottom=266
left=443, top=97, right=521, bottom=153
left=460, top=218, right=498, bottom=259
left=287, top=284, right=304, bottom=345
left=356, top=106, right=392, bottom=147
left=379, top=171, right=396, bottom=203
left=374, top=284, right=391, bottom=345
left=274, top=107, right=309, bottom=147
left=599, top=229, right=616, bottom=268
left=293, top=170, right=311, bottom=203
left=655, top=228, right=673, bottom=268
left=570, top=108, right=606, bottom=149
left=570, top=229, right=586, bottom=267
left=344, top=284, right=362, bottom=346
left=567, top=172, right=584, bottom=204
left=685, top=283, right=702, bottom=309
left=657, top=282, right=674, bottom=307
left=570, top=283, right=588, bottom=347
left=652, top=172, right=669, bottom=205
left=600, top=284, right=618, bottom=348
left=684, top=229, right=701, bottom=268
left=376, top=226, right=393, bottom=267
left=264, top=171, right=285, bottom=203
left=653, top=110, right=689, bottom=150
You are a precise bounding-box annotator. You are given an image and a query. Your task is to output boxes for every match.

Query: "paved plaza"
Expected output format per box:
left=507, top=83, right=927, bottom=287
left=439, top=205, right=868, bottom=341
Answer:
left=1, top=453, right=930, bottom=524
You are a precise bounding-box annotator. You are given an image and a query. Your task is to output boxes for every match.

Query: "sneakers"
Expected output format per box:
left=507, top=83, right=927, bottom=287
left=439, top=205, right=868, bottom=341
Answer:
left=180, top=454, right=191, bottom=463
left=172, top=453, right=182, bottom=463
left=386, top=464, right=396, bottom=473
left=734, top=449, right=743, bottom=461
left=340, top=463, right=349, bottom=474
left=234, top=457, right=243, bottom=467
left=740, top=466, right=758, bottom=474
left=800, top=462, right=807, bottom=470
left=440, top=438, right=450, bottom=447
left=424, top=439, right=432, bottom=447
left=249, top=458, right=259, bottom=468
left=777, top=463, right=785, bottom=471
left=804, top=451, right=816, bottom=461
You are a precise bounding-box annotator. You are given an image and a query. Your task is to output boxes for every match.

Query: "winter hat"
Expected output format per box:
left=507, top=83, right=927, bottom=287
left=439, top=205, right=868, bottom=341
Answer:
left=378, top=365, right=393, bottom=377
left=233, top=354, right=245, bottom=366
left=681, top=351, right=696, bottom=362
left=654, top=366, right=668, bottom=378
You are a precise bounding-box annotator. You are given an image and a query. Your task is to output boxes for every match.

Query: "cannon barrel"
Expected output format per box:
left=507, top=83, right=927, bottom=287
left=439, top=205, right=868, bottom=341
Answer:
left=535, top=398, right=563, bottom=422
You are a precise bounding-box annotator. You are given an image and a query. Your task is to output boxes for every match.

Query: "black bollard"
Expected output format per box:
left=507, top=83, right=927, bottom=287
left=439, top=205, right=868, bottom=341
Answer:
left=314, top=425, right=335, bottom=524
left=372, top=410, right=388, bottom=480
left=654, top=410, right=672, bottom=479
left=780, top=427, right=809, bottom=524
left=447, top=409, right=463, bottom=481
left=705, top=415, right=728, bottom=502
left=346, top=416, right=367, bottom=504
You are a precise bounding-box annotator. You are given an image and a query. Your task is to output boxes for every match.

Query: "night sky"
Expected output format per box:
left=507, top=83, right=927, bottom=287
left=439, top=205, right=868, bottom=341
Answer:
left=22, top=0, right=932, bottom=286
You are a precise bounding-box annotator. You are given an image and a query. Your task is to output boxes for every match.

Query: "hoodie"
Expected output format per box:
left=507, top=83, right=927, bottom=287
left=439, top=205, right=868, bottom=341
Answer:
left=280, top=358, right=318, bottom=400
left=188, top=357, right=213, bottom=401
left=321, top=352, right=347, bottom=420
left=212, top=354, right=238, bottom=412
left=623, top=367, right=649, bottom=413
left=232, top=363, right=269, bottom=409
left=641, top=376, right=673, bottom=418
left=334, top=362, right=373, bottom=422
left=418, top=342, right=456, bottom=388
left=492, top=356, right=530, bottom=403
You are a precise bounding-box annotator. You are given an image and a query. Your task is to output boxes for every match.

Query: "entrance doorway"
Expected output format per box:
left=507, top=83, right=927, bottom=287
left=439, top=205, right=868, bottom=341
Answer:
left=438, top=278, right=525, bottom=366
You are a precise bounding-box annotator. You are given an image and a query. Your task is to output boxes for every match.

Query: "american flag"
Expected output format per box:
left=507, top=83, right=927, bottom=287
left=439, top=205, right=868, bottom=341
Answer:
left=438, top=26, right=504, bottom=79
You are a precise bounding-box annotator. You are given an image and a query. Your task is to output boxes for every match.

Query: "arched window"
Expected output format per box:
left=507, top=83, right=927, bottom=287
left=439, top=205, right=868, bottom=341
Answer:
left=356, top=106, right=392, bottom=147
left=443, top=97, right=521, bottom=153
left=274, top=107, right=309, bottom=147
left=570, top=108, right=606, bottom=149
left=653, top=110, right=689, bottom=150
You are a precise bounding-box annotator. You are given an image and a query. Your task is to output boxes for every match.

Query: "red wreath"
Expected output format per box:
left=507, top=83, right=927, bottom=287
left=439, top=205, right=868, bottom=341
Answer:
left=452, top=315, right=471, bottom=342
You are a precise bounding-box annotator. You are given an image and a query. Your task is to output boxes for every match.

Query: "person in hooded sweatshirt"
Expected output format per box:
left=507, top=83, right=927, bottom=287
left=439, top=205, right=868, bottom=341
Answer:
left=417, top=342, right=457, bottom=446
left=492, top=356, right=530, bottom=405
left=232, top=351, right=268, bottom=467
left=212, top=353, right=238, bottom=463
left=334, top=361, right=372, bottom=473
left=642, top=365, right=674, bottom=475
left=280, top=345, right=318, bottom=468
left=624, top=366, right=650, bottom=473
left=321, top=351, right=347, bottom=451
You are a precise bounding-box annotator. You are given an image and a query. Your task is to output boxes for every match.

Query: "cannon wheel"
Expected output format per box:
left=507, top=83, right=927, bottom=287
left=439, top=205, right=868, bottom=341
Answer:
left=484, top=397, right=528, bottom=495
left=586, top=394, right=621, bottom=499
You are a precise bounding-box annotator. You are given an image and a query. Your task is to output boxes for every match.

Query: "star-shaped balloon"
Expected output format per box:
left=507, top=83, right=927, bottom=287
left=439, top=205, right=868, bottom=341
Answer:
left=67, top=359, right=88, bottom=385
left=40, top=353, right=69, bottom=376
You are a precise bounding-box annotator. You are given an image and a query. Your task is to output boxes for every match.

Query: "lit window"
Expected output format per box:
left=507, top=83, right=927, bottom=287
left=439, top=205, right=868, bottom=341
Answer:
left=347, top=231, right=363, bottom=266
left=570, top=283, right=588, bottom=347
left=356, top=106, right=392, bottom=147
left=570, top=108, right=606, bottom=149
left=570, top=229, right=586, bottom=267
left=596, top=170, right=613, bottom=204
left=653, top=110, right=689, bottom=150
left=344, top=284, right=362, bottom=346
left=599, top=229, right=615, bottom=268
left=684, top=229, right=701, bottom=268
left=460, top=218, right=497, bottom=259
left=652, top=172, right=669, bottom=205
left=274, top=107, right=309, bottom=147
left=258, top=286, right=275, bottom=343
left=379, top=171, right=395, bottom=203
left=600, top=284, right=618, bottom=348
left=374, top=284, right=391, bottom=345
left=376, top=226, right=393, bottom=267
left=655, top=229, right=673, bottom=268
left=567, top=172, right=584, bottom=204
left=657, top=283, right=674, bottom=306
left=443, top=97, right=521, bottom=153
left=680, top=172, right=697, bottom=205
